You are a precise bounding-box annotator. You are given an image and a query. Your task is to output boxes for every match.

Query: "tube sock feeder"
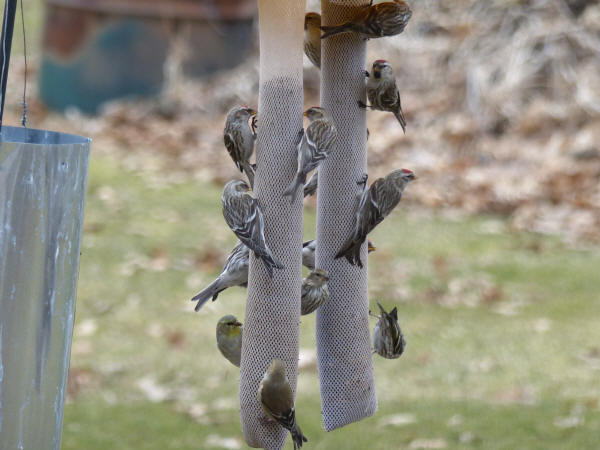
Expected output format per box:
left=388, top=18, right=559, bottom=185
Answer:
left=316, top=0, right=377, bottom=431
left=239, top=0, right=306, bottom=448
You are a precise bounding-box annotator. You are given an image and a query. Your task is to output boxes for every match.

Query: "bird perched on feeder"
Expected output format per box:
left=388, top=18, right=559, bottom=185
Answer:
left=224, top=106, right=257, bottom=188
left=320, top=0, right=412, bottom=40
left=216, top=315, right=243, bottom=367
left=303, top=171, right=318, bottom=197
left=301, top=269, right=329, bottom=315
left=222, top=179, right=284, bottom=277
left=283, top=107, right=337, bottom=203
left=302, top=239, right=376, bottom=270
left=302, top=240, right=317, bottom=270
left=191, top=241, right=248, bottom=312
left=372, top=302, right=406, bottom=359
left=360, top=59, right=407, bottom=133
left=304, top=12, right=322, bottom=69
left=336, top=169, right=415, bottom=267
left=258, top=359, right=308, bottom=449
left=192, top=239, right=326, bottom=311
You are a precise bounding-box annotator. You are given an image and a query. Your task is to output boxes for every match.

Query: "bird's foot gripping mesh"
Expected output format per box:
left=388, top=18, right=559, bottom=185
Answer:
left=315, top=0, right=378, bottom=432
left=239, top=1, right=306, bottom=448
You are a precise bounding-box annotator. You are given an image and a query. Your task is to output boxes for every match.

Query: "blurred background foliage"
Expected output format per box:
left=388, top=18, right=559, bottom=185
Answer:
left=3, top=0, right=600, bottom=448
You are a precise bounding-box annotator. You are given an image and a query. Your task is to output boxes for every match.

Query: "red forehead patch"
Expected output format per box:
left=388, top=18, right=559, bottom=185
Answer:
left=374, top=59, right=388, bottom=64
left=401, top=168, right=413, bottom=174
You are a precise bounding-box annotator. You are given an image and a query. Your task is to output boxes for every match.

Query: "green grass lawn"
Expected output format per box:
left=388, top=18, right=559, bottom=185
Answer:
left=62, top=154, right=600, bottom=449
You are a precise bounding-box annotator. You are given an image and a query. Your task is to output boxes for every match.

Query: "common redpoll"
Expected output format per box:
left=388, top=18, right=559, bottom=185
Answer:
left=193, top=239, right=330, bottom=309
left=360, top=60, right=406, bottom=132
left=320, top=0, right=412, bottom=40
left=283, top=107, right=337, bottom=203
left=191, top=241, right=248, bottom=312
left=303, top=171, right=318, bottom=197
left=258, top=359, right=308, bottom=449
left=304, top=12, right=321, bottom=69
left=222, top=179, right=284, bottom=277
left=301, top=269, right=329, bottom=315
left=216, top=315, right=243, bottom=367
left=302, top=238, right=375, bottom=270
left=336, top=169, right=415, bottom=267
left=372, top=302, right=406, bottom=359
left=224, top=106, right=257, bottom=188
left=301, top=240, right=317, bottom=270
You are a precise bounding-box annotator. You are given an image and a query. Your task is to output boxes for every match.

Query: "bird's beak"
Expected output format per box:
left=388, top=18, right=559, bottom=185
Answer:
left=373, top=67, right=381, bottom=77
left=324, top=275, right=330, bottom=281
left=246, top=108, right=257, bottom=116
left=303, top=110, right=309, bottom=117
left=234, top=320, right=242, bottom=327
left=367, top=241, right=376, bottom=253
left=411, top=175, right=418, bottom=181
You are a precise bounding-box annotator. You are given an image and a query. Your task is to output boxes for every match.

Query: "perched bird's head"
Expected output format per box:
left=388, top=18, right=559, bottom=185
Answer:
left=372, top=59, right=393, bottom=79
left=225, top=179, right=251, bottom=195
left=387, top=168, right=416, bottom=190
left=367, top=240, right=376, bottom=253
left=308, top=268, right=329, bottom=284
left=217, top=315, right=243, bottom=337
left=305, top=12, right=321, bottom=30
left=265, top=359, right=287, bottom=379
left=228, top=105, right=257, bottom=123
left=304, top=106, right=327, bottom=121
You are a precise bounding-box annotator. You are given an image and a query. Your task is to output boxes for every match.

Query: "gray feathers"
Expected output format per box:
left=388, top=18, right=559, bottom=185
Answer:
left=222, top=180, right=284, bottom=278
left=372, top=302, right=406, bottom=359
left=336, top=169, right=414, bottom=267
left=191, top=241, right=248, bottom=311
left=224, top=106, right=257, bottom=188
left=301, top=269, right=329, bottom=315
left=366, top=61, right=407, bottom=133
left=301, top=240, right=316, bottom=270
left=284, top=108, right=337, bottom=203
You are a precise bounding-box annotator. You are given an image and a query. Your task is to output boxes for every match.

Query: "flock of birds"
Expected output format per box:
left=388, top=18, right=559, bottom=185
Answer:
left=191, top=1, right=414, bottom=448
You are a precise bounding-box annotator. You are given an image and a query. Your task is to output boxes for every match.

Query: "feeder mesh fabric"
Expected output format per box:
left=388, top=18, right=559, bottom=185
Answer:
left=239, top=0, right=306, bottom=448
left=316, top=0, right=378, bottom=432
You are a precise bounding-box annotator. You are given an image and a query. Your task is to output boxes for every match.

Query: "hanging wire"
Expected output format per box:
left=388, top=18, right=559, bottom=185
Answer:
left=0, top=1, right=9, bottom=122
left=0, top=0, right=18, bottom=132
left=19, top=0, right=25, bottom=126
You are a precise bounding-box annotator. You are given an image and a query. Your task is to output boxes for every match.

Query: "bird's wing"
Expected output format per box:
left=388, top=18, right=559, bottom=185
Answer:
left=223, top=241, right=249, bottom=273
left=301, top=280, right=311, bottom=298
left=379, top=81, right=400, bottom=111
left=226, top=194, right=264, bottom=249
left=224, top=131, right=244, bottom=172
left=357, top=178, right=385, bottom=237
left=304, top=120, right=335, bottom=169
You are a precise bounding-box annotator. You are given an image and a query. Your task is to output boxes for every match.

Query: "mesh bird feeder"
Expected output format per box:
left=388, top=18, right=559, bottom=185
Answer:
left=239, top=0, right=306, bottom=448
left=240, top=0, right=375, bottom=448
left=316, top=0, right=377, bottom=431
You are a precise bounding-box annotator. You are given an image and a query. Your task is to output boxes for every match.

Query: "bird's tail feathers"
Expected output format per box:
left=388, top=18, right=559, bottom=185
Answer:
left=335, top=236, right=365, bottom=267
left=335, top=239, right=356, bottom=265
left=258, top=250, right=285, bottom=278
left=191, top=278, right=223, bottom=311
left=242, top=162, right=255, bottom=189
left=394, top=109, right=407, bottom=134
left=320, top=23, right=353, bottom=39
left=283, top=174, right=305, bottom=204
